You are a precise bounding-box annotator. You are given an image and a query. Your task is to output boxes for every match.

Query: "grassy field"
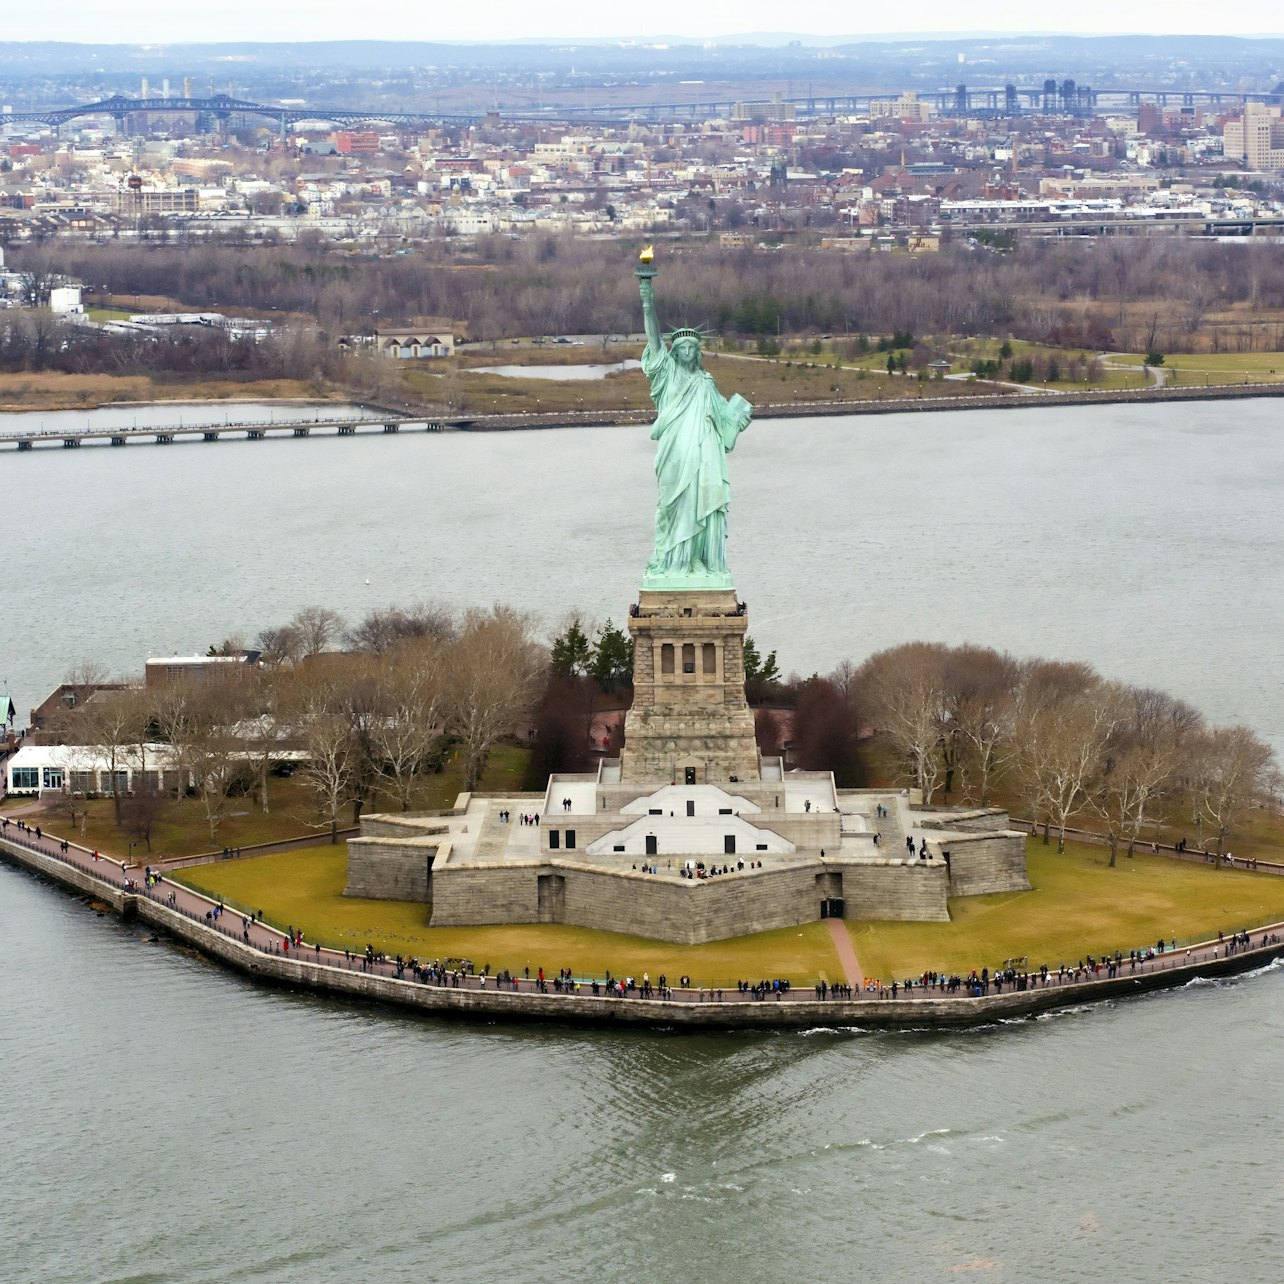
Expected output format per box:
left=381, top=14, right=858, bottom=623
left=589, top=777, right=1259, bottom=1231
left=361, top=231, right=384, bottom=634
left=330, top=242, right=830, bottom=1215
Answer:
left=949, top=337, right=1153, bottom=391
left=168, top=832, right=1284, bottom=988
left=849, top=838, right=1284, bottom=982
left=1108, top=351, right=1284, bottom=383
left=397, top=349, right=1021, bottom=417
left=0, top=372, right=337, bottom=413
left=20, top=334, right=1279, bottom=419
left=174, top=844, right=841, bottom=986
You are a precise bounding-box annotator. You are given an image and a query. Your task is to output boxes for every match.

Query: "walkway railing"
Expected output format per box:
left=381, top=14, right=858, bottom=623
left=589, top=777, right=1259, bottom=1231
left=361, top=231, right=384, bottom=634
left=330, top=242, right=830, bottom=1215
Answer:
left=2, top=817, right=1281, bottom=1009
left=1015, top=819, right=1284, bottom=876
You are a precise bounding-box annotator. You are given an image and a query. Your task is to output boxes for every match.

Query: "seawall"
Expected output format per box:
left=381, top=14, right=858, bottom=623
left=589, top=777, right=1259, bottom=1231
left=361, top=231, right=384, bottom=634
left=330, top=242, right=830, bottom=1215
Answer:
left=456, top=381, right=1284, bottom=432
left=4, top=832, right=1281, bottom=1032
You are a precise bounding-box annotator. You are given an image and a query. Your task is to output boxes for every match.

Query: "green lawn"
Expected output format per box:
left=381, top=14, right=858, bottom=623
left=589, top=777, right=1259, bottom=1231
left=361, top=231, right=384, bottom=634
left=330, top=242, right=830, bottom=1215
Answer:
left=1107, top=351, right=1284, bottom=385
left=170, top=833, right=1284, bottom=989
left=949, top=337, right=1151, bottom=390
left=1111, top=350, right=1284, bottom=374
left=849, top=838, right=1284, bottom=982
left=173, top=844, right=841, bottom=987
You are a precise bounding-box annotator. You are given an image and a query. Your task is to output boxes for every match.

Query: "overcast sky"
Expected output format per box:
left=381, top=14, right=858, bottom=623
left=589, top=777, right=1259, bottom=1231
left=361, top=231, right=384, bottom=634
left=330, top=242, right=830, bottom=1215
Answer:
left=5, top=2, right=1282, bottom=45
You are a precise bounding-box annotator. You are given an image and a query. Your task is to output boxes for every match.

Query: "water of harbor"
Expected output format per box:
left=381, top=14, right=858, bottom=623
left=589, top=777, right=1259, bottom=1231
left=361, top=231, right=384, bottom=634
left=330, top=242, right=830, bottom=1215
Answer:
left=1, top=861, right=1281, bottom=1282
left=4, top=395, right=1284, bottom=1279
left=467, top=359, right=641, bottom=379
left=2, top=396, right=1281, bottom=757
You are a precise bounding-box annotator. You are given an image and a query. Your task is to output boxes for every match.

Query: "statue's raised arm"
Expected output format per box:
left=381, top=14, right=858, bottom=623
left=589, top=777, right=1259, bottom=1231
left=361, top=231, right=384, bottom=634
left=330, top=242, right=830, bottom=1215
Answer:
left=636, top=244, right=662, bottom=355
left=633, top=248, right=753, bottom=592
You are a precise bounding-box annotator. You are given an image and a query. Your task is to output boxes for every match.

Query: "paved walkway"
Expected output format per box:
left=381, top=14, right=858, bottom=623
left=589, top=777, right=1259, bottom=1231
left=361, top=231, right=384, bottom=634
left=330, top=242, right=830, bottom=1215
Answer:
left=2, top=817, right=1280, bottom=1007
left=826, top=918, right=863, bottom=988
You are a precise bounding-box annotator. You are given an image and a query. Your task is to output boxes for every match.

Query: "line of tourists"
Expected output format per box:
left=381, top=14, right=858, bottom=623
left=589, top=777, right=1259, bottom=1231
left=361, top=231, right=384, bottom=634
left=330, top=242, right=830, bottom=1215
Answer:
left=7, top=816, right=1283, bottom=1008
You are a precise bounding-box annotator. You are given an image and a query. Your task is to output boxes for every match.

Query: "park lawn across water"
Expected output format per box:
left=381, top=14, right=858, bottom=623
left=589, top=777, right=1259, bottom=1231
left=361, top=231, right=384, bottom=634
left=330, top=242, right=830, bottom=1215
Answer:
left=849, top=838, right=1284, bottom=983
left=393, top=351, right=1015, bottom=417
left=173, top=844, right=841, bottom=987
left=0, top=372, right=338, bottom=412
left=1110, top=351, right=1284, bottom=378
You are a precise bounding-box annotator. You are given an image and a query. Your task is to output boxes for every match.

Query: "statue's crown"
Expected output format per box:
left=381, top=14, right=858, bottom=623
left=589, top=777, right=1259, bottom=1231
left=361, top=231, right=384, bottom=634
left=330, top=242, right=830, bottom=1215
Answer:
left=666, top=324, right=713, bottom=343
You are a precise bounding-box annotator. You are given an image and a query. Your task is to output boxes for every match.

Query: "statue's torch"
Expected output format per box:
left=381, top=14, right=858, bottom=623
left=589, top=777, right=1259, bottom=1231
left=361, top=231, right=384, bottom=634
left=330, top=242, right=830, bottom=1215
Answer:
left=635, top=243, right=656, bottom=283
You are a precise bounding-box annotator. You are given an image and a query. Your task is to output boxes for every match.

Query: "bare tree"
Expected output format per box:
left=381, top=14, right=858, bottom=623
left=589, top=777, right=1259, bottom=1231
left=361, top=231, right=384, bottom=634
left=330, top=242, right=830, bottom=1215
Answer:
left=73, top=686, right=149, bottom=826
left=859, top=642, right=949, bottom=803
left=255, top=624, right=302, bottom=669
left=791, top=676, right=865, bottom=786
left=1011, top=660, right=1107, bottom=851
left=366, top=640, right=449, bottom=811
left=1187, top=725, right=1277, bottom=859
left=447, top=606, right=545, bottom=792
left=283, top=669, right=358, bottom=843
left=240, top=669, right=289, bottom=814
left=291, top=606, right=346, bottom=658
left=944, top=645, right=1021, bottom=806
left=346, top=602, right=456, bottom=654
left=163, top=674, right=250, bottom=841
left=207, top=634, right=248, bottom=657
left=119, top=780, right=166, bottom=853
left=1088, top=684, right=1195, bottom=867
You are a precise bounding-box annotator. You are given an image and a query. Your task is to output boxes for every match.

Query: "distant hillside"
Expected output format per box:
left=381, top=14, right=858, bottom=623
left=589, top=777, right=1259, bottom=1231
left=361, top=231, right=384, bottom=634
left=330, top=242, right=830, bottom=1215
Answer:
left=3, top=35, right=1283, bottom=112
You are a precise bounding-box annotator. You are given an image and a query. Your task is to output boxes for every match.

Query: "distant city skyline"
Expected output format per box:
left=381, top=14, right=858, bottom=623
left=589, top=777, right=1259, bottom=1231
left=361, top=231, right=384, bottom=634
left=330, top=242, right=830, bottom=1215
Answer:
left=8, top=3, right=1282, bottom=45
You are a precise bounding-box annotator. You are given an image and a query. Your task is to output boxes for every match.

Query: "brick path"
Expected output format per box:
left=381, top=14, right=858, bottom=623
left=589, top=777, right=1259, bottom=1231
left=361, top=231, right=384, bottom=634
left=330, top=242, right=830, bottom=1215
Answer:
left=826, top=918, right=863, bottom=988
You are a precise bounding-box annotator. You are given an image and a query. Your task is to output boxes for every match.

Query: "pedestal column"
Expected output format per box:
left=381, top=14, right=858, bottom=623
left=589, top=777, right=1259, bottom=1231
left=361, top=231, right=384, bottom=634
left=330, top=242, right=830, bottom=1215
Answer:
left=620, top=589, right=760, bottom=783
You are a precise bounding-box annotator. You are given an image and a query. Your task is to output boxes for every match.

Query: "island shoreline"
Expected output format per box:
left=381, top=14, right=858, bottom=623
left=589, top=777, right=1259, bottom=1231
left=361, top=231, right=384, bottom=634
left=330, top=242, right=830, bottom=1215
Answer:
left=5, top=832, right=1280, bottom=1032
left=3, top=381, right=1282, bottom=438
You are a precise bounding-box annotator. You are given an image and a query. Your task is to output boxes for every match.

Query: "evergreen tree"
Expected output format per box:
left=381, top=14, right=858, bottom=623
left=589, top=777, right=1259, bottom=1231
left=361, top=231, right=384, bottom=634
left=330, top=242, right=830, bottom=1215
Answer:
left=591, top=620, right=634, bottom=693
left=743, top=636, right=781, bottom=702
left=550, top=616, right=592, bottom=678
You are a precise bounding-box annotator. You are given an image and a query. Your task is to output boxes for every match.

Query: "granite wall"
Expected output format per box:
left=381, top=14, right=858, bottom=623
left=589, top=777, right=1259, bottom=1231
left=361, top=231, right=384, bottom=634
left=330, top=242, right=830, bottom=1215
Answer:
left=942, top=833, right=1031, bottom=897
left=345, top=836, right=446, bottom=901
left=430, top=854, right=954, bottom=943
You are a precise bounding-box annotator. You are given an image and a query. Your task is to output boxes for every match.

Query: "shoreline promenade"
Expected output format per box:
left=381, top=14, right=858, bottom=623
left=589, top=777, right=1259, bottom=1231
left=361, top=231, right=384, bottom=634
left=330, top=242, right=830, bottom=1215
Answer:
left=6, top=381, right=1284, bottom=451
left=3, top=822, right=1281, bottom=1030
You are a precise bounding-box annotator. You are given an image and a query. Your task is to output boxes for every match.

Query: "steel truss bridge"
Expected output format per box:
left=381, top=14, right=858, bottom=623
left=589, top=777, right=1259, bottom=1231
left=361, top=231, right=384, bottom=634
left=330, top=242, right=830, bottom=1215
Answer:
left=3, top=86, right=1281, bottom=134
left=1, top=93, right=483, bottom=133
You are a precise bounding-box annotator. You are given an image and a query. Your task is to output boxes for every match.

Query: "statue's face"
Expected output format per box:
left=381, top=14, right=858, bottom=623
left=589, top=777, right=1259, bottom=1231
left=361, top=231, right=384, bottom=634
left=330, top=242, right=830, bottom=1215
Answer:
left=673, top=336, right=701, bottom=369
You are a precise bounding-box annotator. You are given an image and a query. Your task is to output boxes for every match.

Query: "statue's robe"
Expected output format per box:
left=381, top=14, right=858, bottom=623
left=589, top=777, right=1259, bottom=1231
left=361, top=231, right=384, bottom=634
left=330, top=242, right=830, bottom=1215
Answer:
left=642, top=342, right=751, bottom=577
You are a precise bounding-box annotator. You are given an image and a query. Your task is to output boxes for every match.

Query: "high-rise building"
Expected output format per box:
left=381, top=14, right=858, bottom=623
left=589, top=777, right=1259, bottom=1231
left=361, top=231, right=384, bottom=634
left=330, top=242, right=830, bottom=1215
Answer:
left=1223, top=102, right=1284, bottom=169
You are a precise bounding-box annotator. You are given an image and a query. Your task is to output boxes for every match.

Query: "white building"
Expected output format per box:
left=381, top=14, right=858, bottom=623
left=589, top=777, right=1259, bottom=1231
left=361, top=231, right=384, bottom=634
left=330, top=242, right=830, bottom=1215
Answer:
left=4, top=741, right=309, bottom=796
left=49, top=285, right=83, bottom=314
left=4, top=743, right=181, bottom=796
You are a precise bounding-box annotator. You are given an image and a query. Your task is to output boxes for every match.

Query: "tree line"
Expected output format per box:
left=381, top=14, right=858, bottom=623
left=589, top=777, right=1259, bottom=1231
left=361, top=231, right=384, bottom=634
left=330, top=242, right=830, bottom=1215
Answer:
left=0, top=307, right=353, bottom=379
left=50, top=607, right=1278, bottom=862
left=848, top=642, right=1278, bottom=863
left=12, top=233, right=1284, bottom=360
left=57, top=603, right=545, bottom=845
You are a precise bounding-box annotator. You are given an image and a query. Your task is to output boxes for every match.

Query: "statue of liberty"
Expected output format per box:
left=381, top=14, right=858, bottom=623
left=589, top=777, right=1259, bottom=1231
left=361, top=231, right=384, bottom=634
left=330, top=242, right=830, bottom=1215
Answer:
left=635, top=248, right=753, bottom=590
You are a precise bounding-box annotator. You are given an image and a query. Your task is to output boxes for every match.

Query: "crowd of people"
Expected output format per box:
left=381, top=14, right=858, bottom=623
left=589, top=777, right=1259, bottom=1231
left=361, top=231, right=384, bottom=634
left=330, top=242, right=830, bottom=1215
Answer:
left=5, top=812, right=1283, bottom=1013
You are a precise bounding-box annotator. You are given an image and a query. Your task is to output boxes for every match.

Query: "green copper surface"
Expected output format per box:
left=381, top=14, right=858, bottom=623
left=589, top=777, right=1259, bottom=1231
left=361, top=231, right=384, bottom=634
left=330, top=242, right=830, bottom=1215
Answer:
left=636, top=257, right=753, bottom=591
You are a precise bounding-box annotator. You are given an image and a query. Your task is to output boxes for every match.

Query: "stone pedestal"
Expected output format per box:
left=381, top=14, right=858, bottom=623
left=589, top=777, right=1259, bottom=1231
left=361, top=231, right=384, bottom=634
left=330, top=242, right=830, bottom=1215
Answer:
left=621, top=588, right=760, bottom=784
